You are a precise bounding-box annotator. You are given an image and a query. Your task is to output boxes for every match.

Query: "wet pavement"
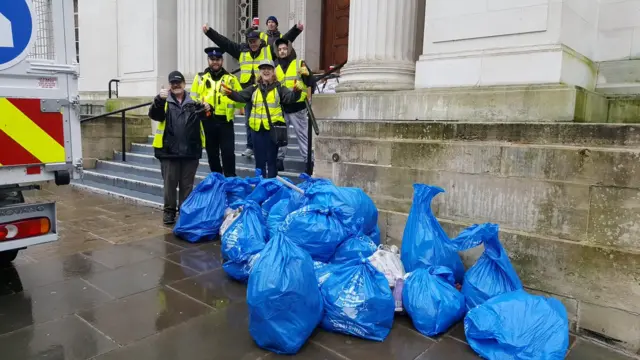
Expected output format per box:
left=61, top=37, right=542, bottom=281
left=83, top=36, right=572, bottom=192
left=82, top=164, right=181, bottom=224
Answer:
left=0, top=185, right=636, bottom=359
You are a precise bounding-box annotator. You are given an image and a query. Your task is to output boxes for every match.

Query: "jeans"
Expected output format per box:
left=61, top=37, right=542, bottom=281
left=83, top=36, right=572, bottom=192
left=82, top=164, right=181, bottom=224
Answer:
left=160, top=158, right=200, bottom=214
left=252, top=130, right=278, bottom=178
left=244, top=102, right=253, bottom=150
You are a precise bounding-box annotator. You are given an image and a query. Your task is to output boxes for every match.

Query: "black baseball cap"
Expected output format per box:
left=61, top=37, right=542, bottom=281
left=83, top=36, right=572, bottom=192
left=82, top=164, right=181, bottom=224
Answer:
left=246, top=30, right=260, bottom=40
left=274, top=38, right=289, bottom=47
left=168, top=71, right=185, bottom=83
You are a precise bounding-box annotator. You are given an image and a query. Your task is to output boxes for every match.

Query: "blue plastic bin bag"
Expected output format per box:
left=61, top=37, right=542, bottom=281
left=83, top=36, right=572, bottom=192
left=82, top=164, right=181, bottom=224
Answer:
left=245, top=170, right=289, bottom=205
left=174, top=173, right=227, bottom=243
left=331, top=232, right=377, bottom=263
left=367, top=225, right=381, bottom=245
left=221, top=200, right=267, bottom=282
left=320, top=258, right=395, bottom=341
left=314, top=261, right=334, bottom=286
left=400, top=184, right=465, bottom=282
left=457, top=223, right=523, bottom=310
left=224, top=177, right=253, bottom=205
left=464, top=290, right=569, bottom=360
left=247, top=233, right=324, bottom=355
left=403, top=266, right=466, bottom=337
left=261, top=186, right=291, bottom=217
left=282, top=204, right=350, bottom=262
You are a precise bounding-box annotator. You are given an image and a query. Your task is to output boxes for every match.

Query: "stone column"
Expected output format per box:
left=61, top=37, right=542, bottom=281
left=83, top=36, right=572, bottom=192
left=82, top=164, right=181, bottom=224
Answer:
left=177, top=0, right=228, bottom=81
left=337, top=0, right=419, bottom=92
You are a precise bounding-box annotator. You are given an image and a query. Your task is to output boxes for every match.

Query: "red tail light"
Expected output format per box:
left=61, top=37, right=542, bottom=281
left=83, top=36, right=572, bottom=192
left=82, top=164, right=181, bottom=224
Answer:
left=0, top=217, right=51, bottom=241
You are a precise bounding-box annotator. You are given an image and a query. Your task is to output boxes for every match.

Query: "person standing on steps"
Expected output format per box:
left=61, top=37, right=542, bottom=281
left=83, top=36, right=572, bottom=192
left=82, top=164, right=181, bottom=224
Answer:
left=256, top=15, right=297, bottom=56
left=201, top=22, right=304, bottom=158
left=149, top=71, right=206, bottom=225
left=273, top=38, right=315, bottom=174
left=191, top=47, right=242, bottom=177
left=221, top=60, right=304, bottom=179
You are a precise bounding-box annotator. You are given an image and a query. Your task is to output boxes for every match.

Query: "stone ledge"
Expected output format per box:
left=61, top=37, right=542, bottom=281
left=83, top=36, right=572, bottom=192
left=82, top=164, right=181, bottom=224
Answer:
left=81, top=115, right=151, bottom=161
left=316, top=120, right=640, bottom=147
left=313, top=84, right=608, bottom=122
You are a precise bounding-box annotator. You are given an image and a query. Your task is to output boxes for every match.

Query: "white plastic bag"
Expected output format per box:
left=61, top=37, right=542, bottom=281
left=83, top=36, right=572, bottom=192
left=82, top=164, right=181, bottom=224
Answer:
left=367, top=245, right=405, bottom=288
left=220, top=207, right=242, bottom=236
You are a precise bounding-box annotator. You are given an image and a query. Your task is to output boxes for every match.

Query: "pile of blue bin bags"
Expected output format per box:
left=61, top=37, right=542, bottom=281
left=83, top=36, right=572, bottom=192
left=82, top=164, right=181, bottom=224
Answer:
left=174, top=172, right=570, bottom=359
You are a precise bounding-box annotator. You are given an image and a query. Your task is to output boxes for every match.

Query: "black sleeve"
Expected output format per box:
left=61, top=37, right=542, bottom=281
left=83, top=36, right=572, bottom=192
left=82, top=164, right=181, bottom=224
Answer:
left=300, top=64, right=314, bottom=87
left=278, top=84, right=302, bottom=104
left=204, top=28, right=243, bottom=60
left=148, top=96, right=166, bottom=122
left=227, top=85, right=256, bottom=103
left=282, top=25, right=302, bottom=43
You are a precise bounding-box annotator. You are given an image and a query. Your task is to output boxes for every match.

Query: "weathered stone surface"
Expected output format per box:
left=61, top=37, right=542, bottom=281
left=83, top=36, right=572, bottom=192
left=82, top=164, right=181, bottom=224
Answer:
left=379, top=210, right=640, bottom=316
left=316, top=120, right=640, bottom=147
left=104, top=97, right=153, bottom=116
left=313, top=84, right=608, bottom=122
left=587, top=187, right=640, bottom=251
left=608, top=97, right=640, bottom=124
left=317, top=161, right=591, bottom=241
left=579, top=302, right=640, bottom=352
left=82, top=116, right=150, bottom=160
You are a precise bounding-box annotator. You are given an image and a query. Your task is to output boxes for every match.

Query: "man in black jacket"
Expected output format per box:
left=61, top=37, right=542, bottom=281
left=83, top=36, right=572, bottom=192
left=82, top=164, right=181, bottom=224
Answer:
left=202, top=22, right=303, bottom=158
left=149, top=71, right=205, bottom=225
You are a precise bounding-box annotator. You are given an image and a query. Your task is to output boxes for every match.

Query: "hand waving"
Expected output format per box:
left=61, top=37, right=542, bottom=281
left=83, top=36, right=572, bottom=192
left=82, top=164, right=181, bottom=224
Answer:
left=296, top=21, right=304, bottom=31
left=202, top=24, right=210, bottom=33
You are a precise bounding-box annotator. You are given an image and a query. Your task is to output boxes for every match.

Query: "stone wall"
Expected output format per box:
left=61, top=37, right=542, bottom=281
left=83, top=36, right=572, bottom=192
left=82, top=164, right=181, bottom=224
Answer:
left=81, top=115, right=151, bottom=168
left=312, top=115, right=640, bottom=352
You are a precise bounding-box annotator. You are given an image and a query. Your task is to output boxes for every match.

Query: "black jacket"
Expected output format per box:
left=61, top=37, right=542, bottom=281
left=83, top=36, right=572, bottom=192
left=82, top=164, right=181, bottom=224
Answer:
left=148, top=93, right=203, bottom=160
left=275, top=53, right=315, bottom=114
left=227, top=81, right=302, bottom=131
left=204, top=25, right=302, bottom=87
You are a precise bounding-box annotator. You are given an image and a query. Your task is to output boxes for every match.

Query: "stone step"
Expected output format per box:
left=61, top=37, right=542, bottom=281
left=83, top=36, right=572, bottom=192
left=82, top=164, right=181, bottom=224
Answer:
left=146, top=130, right=300, bottom=145
left=316, top=120, right=640, bottom=148
left=72, top=179, right=164, bottom=209
left=133, top=141, right=303, bottom=159
left=110, top=153, right=305, bottom=179
left=314, top=137, right=640, bottom=188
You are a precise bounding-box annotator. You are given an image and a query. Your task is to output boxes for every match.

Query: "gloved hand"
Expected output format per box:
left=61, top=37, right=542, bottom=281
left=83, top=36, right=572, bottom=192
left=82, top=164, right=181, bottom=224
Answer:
left=203, top=102, right=211, bottom=112
left=298, top=66, right=309, bottom=76
left=221, top=83, right=232, bottom=95
left=293, top=80, right=304, bottom=92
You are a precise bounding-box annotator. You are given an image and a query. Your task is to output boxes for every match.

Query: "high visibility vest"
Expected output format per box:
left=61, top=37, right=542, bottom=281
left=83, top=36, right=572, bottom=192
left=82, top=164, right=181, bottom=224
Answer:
left=275, top=60, right=307, bottom=103
left=260, top=32, right=282, bottom=44
left=152, top=102, right=206, bottom=148
left=248, top=86, right=285, bottom=131
left=238, top=46, right=273, bottom=84
left=192, top=72, right=241, bottom=122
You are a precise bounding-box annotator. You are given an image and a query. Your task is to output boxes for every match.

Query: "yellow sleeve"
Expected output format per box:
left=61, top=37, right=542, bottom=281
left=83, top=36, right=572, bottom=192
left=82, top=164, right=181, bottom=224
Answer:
left=190, top=75, right=202, bottom=101
left=229, top=75, right=245, bottom=109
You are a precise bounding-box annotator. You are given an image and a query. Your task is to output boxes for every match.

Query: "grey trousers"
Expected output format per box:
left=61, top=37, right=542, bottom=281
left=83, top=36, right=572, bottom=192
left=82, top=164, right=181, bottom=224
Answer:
left=160, top=158, right=199, bottom=214
left=277, top=109, right=313, bottom=162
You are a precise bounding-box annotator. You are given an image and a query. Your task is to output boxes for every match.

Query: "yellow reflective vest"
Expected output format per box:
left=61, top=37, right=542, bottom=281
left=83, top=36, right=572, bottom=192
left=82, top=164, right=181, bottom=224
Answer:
left=260, top=32, right=282, bottom=44
left=275, top=60, right=307, bottom=103
left=248, top=86, right=285, bottom=131
left=238, top=46, right=273, bottom=84
left=152, top=101, right=206, bottom=149
left=190, top=72, right=242, bottom=122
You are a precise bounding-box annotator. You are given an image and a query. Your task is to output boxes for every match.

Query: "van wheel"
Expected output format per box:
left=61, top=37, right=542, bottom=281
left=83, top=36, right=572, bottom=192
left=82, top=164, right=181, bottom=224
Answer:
left=0, top=250, right=20, bottom=267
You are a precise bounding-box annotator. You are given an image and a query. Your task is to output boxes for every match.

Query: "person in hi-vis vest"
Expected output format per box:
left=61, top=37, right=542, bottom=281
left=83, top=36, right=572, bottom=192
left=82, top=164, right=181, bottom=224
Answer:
left=191, top=47, right=242, bottom=177
left=222, top=60, right=304, bottom=179
left=148, top=71, right=205, bottom=225
left=202, top=22, right=303, bottom=158
left=273, top=38, right=315, bottom=174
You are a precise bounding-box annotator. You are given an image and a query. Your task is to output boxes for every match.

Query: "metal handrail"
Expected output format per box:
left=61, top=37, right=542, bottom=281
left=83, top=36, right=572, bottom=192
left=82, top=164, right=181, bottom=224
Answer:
left=108, top=79, right=120, bottom=99
left=82, top=102, right=152, bottom=162
left=305, top=98, right=320, bottom=175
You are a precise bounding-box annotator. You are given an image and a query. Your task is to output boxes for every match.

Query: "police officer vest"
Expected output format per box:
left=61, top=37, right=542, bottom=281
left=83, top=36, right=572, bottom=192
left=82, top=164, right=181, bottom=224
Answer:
left=238, top=46, right=273, bottom=84
left=152, top=102, right=206, bottom=149
left=275, top=60, right=307, bottom=103
left=248, top=86, right=285, bottom=131
left=192, top=72, right=239, bottom=122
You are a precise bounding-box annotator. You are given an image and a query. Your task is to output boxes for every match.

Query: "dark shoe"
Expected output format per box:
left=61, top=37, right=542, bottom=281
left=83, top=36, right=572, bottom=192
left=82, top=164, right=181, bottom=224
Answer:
left=276, top=159, right=285, bottom=171
left=242, top=148, right=254, bottom=157
left=304, top=161, right=314, bottom=176
left=163, top=212, right=176, bottom=225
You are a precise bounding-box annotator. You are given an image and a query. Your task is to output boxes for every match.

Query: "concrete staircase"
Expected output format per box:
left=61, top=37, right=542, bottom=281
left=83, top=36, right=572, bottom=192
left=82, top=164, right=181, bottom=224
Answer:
left=74, top=115, right=307, bottom=207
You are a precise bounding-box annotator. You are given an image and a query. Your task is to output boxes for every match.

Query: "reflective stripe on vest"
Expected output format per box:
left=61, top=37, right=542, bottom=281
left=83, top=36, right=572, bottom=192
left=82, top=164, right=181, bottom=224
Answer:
left=152, top=101, right=206, bottom=148
left=275, top=60, right=307, bottom=103
left=200, top=73, right=238, bottom=122
left=248, top=87, right=284, bottom=131
left=260, top=32, right=283, bottom=43
left=238, top=46, right=272, bottom=84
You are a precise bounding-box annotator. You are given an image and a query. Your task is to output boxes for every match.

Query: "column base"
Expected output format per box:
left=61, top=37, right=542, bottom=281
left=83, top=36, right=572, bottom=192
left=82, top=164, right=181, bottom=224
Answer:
left=336, top=60, right=416, bottom=92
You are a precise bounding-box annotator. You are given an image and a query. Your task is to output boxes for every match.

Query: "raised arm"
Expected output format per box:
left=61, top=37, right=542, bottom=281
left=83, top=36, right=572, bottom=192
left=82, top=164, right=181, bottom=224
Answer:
left=225, top=84, right=256, bottom=103
left=278, top=84, right=302, bottom=104
left=282, top=22, right=304, bottom=43
left=148, top=95, right=167, bottom=122
left=203, top=25, right=243, bottom=60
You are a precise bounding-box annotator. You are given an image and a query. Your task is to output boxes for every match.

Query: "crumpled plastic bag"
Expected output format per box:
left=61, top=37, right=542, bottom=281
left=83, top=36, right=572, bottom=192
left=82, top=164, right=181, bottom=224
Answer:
left=224, top=177, right=253, bottom=205
left=401, top=184, right=465, bottom=283
left=320, top=258, right=395, bottom=341
left=314, top=261, right=333, bottom=286
left=220, top=207, right=242, bottom=236
left=403, top=266, right=466, bottom=337
left=281, top=204, right=350, bottom=262
left=368, top=245, right=405, bottom=288
left=454, top=223, right=523, bottom=309
left=331, top=231, right=377, bottom=263
left=261, top=186, right=292, bottom=218
left=247, top=233, right=323, bottom=354
left=221, top=201, right=267, bottom=282
left=465, top=290, right=569, bottom=360
left=245, top=170, right=287, bottom=205
left=174, top=173, right=227, bottom=243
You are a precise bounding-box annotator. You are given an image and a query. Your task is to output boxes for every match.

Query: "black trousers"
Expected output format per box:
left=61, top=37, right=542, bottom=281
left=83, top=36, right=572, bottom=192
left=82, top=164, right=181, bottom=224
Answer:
left=252, top=129, right=278, bottom=178
left=202, top=118, right=236, bottom=177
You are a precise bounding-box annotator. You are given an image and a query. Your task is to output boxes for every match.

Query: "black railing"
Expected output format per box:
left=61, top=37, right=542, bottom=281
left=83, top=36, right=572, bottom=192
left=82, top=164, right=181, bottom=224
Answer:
left=81, top=102, right=152, bottom=162
left=108, top=79, right=120, bottom=99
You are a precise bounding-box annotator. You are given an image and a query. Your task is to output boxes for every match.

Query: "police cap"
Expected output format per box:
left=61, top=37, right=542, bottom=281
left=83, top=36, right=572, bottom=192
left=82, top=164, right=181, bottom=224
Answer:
left=204, top=47, right=224, bottom=59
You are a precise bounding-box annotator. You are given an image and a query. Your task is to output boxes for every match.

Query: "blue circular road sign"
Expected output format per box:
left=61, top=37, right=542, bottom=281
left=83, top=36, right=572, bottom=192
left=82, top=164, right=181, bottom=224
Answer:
left=0, top=0, right=36, bottom=70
